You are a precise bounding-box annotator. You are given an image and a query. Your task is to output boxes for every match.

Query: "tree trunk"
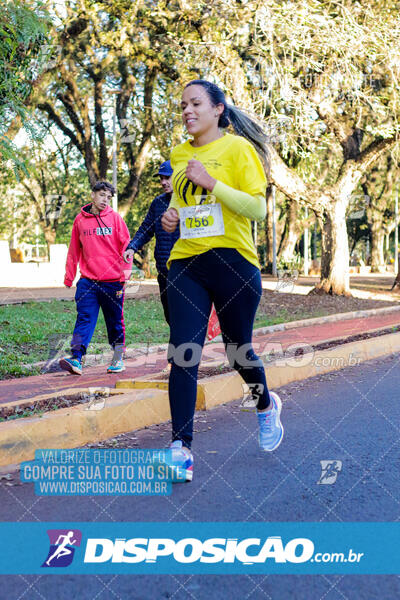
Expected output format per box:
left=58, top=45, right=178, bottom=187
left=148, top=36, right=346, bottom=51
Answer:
left=43, top=227, right=57, bottom=258
left=370, top=220, right=386, bottom=273
left=391, top=256, right=400, bottom=291
left=264, top=186, right=274, bottom=272
left=133, top=246, right=151, bottom=278
left=118, top=135, right=153, bottom=217
left=311, top=202, right=350, bottom=295
left=278, top=200, right=301, bottom=263
left=118, top=170, right=140, bottom=218
left=141, top=246, right=151, bottom=278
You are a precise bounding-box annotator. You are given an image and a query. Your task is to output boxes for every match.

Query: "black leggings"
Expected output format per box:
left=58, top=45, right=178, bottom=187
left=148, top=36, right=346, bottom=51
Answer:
left=167, top=248, right=270, bottom=448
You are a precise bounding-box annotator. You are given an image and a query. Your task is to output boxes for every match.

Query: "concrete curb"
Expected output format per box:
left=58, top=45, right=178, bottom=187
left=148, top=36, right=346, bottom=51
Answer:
left=3, top=329, right=400, bottom=470
left=197, top=330, right=400, bottom=409
left=0, top=387, right=122, bottom=412
left=0, top=387, right=171, bottom=467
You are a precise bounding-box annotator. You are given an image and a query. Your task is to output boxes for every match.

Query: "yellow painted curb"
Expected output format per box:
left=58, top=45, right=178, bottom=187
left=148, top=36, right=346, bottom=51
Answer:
left=266, top=329, right=400, bottom=387
left=0, top=388, right=169, bottom=467
left=116, top=379, right=168, bottom=391
left=116, top=377, right=206, bottom=410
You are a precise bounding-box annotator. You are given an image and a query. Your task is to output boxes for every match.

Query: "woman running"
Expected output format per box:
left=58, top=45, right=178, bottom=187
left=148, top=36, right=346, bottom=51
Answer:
left=161, top=80, right=283, bottom=482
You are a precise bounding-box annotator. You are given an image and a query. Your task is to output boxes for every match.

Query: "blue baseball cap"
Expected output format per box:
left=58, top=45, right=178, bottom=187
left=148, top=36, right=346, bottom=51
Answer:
left=157, top=160, right=173, bottom=177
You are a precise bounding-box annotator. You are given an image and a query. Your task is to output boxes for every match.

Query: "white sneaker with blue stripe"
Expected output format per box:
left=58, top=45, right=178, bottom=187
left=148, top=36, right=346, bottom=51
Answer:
left=161, top=441, right=194, bottom=482
left=59, top=356, right=82, bottom=375
left=107, top=359, right=125, bottom=373
left=257, top=391, right=284, bottom=451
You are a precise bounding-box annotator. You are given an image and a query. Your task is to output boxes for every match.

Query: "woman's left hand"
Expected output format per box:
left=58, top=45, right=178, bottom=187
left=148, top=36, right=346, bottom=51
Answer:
left=186, top=159, right=216, bottom=191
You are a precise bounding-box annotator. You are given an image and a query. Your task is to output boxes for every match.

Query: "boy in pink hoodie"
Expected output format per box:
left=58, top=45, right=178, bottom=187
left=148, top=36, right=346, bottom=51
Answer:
left=60, top=181, right=132, bottom=375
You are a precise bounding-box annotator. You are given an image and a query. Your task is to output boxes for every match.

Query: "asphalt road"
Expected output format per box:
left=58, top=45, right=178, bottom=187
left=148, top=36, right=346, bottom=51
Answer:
left=1, top=353, right=400, bottom=599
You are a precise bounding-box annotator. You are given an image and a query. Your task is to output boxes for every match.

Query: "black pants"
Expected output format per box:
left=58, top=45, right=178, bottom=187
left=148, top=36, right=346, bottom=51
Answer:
left=167, top=249, right=270, bottom=448
left=157, top=271, right=170, bottom=325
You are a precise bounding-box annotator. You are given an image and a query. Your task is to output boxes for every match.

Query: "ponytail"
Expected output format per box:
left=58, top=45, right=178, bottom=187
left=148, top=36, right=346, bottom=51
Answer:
left=225, top=104, right=269, bottom=169
left=185, top=79, right=269, bottom=170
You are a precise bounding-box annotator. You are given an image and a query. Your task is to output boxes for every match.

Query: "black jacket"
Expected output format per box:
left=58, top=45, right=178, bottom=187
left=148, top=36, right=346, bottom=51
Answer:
left=127, top=192, right=179, bottom=274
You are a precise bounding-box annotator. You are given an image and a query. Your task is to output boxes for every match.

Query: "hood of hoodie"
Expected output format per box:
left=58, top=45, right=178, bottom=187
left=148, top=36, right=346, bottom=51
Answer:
left=81, top=203, right=113, bottom=218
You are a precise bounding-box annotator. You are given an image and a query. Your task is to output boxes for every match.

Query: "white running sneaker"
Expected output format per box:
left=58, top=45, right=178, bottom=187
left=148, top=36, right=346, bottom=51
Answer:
left=257, top=391, right=284, bottom=451
left=153, top=441, right=194, bottom=483
left=165, top=441, right=194, bottom=482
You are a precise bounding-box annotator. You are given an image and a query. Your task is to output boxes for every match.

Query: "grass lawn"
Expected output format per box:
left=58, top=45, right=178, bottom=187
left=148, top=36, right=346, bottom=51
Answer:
left=0, top=296, right=282, bottom=379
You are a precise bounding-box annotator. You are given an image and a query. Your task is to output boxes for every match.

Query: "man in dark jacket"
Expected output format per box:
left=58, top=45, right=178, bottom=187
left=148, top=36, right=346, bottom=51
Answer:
left=123, top=160, right=179, bottom=324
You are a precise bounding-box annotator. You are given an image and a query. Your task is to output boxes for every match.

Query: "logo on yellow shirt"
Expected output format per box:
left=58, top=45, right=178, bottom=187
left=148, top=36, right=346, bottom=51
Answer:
left=173, top=168, right=208, bottom=205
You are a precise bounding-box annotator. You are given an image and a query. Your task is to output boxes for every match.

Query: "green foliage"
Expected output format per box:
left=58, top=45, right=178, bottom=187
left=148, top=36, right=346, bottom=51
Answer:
left=0, top=1, right=50, bottom=165
left=277, top=254, right=302, bottom=272
left=251, top=2, right=400, bottom=141
left=0, top=2, right=48, bottom=109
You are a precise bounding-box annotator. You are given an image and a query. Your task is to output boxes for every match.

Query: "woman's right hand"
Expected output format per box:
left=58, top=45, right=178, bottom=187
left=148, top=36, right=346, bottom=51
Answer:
left=161, top=208, right=179, bottom=232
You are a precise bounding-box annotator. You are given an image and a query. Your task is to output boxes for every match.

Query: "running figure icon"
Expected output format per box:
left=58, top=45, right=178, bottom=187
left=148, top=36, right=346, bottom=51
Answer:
left=44, top=531, right=78, bottom=566
left=317, top=460, right=343, bottom=485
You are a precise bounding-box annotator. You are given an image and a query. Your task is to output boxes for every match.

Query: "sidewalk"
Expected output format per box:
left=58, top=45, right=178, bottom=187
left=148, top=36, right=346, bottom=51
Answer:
left=2, top=308, right=400, bottom=403
left=261, top=273, right=398, bottom=301
left=1, top=273, right=398, bottom=305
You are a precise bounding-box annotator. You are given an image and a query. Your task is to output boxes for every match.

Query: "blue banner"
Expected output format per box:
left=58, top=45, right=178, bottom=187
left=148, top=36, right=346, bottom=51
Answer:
left=0, top=522, right=398, bottom=574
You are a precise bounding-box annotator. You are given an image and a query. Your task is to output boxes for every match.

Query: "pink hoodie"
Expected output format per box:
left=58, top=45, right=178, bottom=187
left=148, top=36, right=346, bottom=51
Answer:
left=64, top=203, right=132, bottom=287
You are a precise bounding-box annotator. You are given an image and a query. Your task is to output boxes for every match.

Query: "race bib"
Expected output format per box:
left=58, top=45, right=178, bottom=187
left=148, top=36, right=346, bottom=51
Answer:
left=179, top=203, right=225, bottom=239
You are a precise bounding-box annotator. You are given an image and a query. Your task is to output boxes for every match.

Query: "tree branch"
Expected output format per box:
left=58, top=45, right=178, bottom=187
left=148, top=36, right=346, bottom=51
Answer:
left=93, top=80, right=108, bottom=177
left=21, top=181, right=44, bottom=222
left=334, top=136, right=397, bottom=199
left=37, top=102, right=82, bottom=151
left=314, top=101, right=352, bottom=146
left=268, top=144, right=329, bottom=214
left=56, top=92, right=85, bottom=140
left=119, top=64, right=157, bottom=209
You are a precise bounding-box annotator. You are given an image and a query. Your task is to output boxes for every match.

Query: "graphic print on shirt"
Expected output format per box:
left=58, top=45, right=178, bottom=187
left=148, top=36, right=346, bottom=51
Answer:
left=96, top=227, right=112, bottom=236
left=173, top=168, right=208, bottom=205
left=83, top=227, right=113, bottom=236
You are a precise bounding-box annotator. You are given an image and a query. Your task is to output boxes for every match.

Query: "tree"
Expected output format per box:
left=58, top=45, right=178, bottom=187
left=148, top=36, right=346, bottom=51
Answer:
left=32, top=0, right=241, bottom=216
left=18, top=0, right=400, bottom=296
left=0, top=1, right=50, bottom=166
left=18, top=132, right=83, bottom=250
left=30, top=0, right=280, bottom=216
left=30, top=1, right=168, bottom=215
left=233, top=1, right=400, bottom=294
left=363, top=154, right=397, bottom=272
left=277, top=198, right=303, bottom=264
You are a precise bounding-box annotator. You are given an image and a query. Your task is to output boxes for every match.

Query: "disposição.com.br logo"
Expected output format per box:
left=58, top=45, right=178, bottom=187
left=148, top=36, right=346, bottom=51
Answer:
left=42, top=529, right=82, bottom=567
